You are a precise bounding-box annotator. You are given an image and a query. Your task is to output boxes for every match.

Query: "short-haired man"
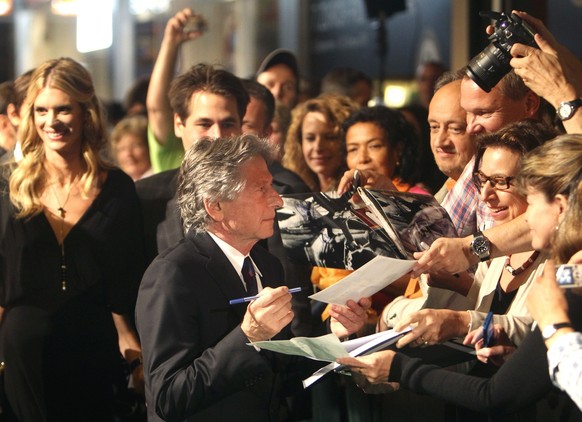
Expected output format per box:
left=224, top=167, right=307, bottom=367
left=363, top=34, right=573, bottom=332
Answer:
left=136, top=63, right=249, bottom=263
left=429, top=72, right=476, bottom=202
left=136, top=135, right=363, bottom=421
left=256, top=48, right=300, bottom=109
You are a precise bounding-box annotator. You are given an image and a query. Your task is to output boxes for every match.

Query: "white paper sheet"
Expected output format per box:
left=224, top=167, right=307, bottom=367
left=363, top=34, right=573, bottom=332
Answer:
left=301, top=328, right=410, bottom=388
left=309, top=256, right=416, bottom=305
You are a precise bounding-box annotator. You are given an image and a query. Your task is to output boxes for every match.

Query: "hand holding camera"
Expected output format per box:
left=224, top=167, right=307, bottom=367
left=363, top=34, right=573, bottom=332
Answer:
left=466, top=11, right=538, bottom=92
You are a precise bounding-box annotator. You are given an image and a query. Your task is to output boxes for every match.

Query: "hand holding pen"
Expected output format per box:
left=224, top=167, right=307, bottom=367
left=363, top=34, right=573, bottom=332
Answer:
left=240, top=286, right=296, bottom=343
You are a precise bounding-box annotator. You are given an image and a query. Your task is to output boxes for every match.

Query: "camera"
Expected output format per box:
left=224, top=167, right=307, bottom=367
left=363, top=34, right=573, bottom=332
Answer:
left=555, top=264, right=582, bottom=288
left=183, top=15, right=208, bottom=34
left=466, top=11, right=537, bottom=93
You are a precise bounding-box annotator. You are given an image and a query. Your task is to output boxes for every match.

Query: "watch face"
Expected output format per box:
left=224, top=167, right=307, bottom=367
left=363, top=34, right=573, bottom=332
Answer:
left=558, top=99, right=582, bottom=121
left=473, top=239, right=487, bottom=253
left=558, top=103, right=573, bottom=120
left=471, top=234, right=490, bottom=259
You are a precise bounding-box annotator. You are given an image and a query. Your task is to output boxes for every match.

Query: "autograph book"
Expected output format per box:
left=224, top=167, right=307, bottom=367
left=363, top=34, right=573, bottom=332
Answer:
left=276, top=186, right=457, bottom=270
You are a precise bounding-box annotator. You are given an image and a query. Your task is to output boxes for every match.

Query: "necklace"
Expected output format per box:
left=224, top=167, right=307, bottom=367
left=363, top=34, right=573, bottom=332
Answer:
left=504, top=250, right=540, bottom=276
left=50, top=182, right=73, bottom=219
left=49, top=180, right=75, bottom=291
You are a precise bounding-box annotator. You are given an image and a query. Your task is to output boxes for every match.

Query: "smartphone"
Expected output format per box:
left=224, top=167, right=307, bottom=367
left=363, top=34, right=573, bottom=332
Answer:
left=482, top=311, right=494, bottom=347
left=555, top=264, right=582, bottom=288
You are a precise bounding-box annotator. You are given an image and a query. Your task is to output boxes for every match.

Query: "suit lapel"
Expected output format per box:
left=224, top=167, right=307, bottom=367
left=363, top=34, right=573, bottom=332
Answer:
left=191, top=232, right=249, bottom=318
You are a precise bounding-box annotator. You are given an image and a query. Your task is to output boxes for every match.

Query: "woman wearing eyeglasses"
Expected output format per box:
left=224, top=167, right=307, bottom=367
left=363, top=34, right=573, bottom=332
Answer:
left=378, top=120, right=558, bottom=352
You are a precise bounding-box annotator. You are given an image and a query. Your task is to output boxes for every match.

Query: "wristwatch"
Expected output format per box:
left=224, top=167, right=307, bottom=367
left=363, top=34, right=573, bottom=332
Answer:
left=470, top=231, right=491, bottom=262
left=541, top=322, right=573, bottom=340
left=556, top=98, right=582, bottom=121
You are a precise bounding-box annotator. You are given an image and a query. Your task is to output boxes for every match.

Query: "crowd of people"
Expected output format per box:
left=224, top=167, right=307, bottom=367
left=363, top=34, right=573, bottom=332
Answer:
left=0, top=6, right=581, bottom=422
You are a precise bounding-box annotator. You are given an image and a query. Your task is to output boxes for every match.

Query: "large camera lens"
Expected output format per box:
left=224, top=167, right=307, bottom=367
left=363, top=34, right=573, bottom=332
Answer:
left=466, top=42, right=512, bottom=92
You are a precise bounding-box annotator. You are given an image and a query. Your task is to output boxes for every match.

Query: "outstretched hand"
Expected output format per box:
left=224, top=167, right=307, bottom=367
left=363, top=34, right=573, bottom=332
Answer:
left=336, top=349, right=396, bottom=385
left=394, top=309, right=469, bottom=348
left=329, top=297, right=372, bottom=339
left=411, top=236, right=474, bottom=277
left=336, top=169, right=397, bottom=199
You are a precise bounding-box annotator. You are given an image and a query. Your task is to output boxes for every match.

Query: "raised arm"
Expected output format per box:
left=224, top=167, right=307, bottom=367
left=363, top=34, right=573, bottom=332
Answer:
left=509, top=11, right=582, bottom=134
left=147, top=8, right=204, bottom=144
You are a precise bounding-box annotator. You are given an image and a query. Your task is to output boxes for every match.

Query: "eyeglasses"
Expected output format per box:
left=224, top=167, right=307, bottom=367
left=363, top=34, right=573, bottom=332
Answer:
left=472, top=171, right=515, bottom=191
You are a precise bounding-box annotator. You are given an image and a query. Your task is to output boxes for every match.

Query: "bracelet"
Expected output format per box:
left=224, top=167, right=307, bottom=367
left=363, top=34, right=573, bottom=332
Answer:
left=128, top=356, right=143, bottom=372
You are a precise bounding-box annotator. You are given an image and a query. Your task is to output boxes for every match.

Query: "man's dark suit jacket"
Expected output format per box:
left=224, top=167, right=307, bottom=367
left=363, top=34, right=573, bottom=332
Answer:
left=135, top=168, right=181, bottom=264
left=135, top=231, right=312, bottom=421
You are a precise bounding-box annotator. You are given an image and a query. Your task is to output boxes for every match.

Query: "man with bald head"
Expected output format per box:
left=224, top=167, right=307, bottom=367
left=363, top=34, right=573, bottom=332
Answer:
left=429, top=73, right=476, bottom=201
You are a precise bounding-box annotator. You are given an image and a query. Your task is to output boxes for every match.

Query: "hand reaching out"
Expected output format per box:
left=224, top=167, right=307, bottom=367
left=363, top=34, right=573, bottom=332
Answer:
left=336, top=349, right=397, bottom=385
left=411, top=236, right=474, bottom=277
left=336, top=169, right=396, bottom=199
left=393, top=309, right=469, bottom=348
left=329, top=297, right=372, bottom=339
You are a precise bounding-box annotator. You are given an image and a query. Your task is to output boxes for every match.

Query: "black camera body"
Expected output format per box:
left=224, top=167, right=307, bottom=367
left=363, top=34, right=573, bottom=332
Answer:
left=466, top=11, right=537, bottom=92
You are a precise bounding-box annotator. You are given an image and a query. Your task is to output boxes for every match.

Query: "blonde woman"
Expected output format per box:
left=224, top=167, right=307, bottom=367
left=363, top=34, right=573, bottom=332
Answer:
left=0, top=58, right=145, bottom=421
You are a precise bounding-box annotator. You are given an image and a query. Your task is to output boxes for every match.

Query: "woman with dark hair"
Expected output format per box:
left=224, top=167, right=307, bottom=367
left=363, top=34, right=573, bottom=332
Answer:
left=342, top=105, right=427, bottom=195
left=0, top=57, right=145, bottom=421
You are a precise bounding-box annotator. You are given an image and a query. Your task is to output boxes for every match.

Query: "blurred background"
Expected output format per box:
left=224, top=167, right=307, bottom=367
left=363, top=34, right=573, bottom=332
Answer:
left=0, top=0, right=580, bottom=109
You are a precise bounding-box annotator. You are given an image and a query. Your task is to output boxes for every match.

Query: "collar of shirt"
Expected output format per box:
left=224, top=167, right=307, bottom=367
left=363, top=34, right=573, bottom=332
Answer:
left=207, top=232, right=264, bottom=288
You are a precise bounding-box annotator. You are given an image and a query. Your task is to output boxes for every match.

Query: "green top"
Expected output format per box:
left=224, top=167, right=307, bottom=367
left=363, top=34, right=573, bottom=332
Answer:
left=147, top=125, right=185, bottom=173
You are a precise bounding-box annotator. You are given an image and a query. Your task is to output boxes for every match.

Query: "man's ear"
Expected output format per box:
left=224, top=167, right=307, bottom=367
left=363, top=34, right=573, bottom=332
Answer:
left=174, top=113, right=185, bottom=138
left=263, top=124, right=273, bottom=138
left=6, top=103, right=20, bottom=127
left=204, top=198, right=223, bottom=222
left=555, top=194, right=569, bottom=224
left=524, top=91, right=541, bottom=119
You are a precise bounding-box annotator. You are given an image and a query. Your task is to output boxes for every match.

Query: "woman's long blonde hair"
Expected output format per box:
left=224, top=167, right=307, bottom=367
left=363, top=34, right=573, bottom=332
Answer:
left=10, top=57, right=110, bottom=218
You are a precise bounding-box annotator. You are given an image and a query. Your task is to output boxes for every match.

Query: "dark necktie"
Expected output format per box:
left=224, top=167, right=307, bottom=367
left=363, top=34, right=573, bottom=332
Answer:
left=242, top=257, right=258, bottom=295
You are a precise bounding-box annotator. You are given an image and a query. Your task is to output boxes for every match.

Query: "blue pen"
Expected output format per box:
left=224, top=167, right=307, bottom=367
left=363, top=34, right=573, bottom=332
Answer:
left=229, top=287, right=303, bottom=305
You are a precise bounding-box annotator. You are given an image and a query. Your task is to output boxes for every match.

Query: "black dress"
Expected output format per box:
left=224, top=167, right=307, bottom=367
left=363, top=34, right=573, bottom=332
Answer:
left=0, top=169, right=146, bottom=422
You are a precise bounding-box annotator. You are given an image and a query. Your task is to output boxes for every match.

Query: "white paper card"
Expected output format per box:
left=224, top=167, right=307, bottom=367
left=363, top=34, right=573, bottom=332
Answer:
left=309, top=256, right=416, bottom=305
